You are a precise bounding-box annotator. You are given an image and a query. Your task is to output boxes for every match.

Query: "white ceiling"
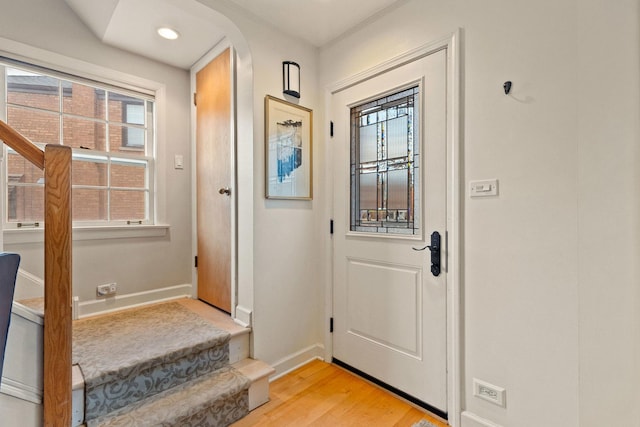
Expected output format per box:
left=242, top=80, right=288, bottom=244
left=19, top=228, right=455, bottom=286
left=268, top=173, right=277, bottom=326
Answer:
left=64, top=0, right=403, bottom=69
left=226, top=0, right=402, bottom=47
left=64, top=0, right=226, bottom=69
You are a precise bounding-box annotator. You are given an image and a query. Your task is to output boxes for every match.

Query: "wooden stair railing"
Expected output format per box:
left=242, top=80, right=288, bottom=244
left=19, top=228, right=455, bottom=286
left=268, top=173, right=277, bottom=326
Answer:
left=0, top=120, right=72, bottom=426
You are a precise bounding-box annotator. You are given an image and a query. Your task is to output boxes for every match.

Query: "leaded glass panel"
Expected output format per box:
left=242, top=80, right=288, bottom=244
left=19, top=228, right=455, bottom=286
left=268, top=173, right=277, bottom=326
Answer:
left=350, top=86, right=419, bottom=235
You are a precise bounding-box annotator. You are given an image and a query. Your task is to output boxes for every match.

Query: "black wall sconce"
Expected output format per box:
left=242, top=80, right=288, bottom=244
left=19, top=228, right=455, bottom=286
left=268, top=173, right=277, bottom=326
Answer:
left=283, top=61, right=300, bottom=98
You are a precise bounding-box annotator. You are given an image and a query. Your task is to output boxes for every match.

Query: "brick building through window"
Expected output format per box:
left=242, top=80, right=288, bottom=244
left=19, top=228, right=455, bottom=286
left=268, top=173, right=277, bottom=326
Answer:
left=2, top=62, right=154, bottom=226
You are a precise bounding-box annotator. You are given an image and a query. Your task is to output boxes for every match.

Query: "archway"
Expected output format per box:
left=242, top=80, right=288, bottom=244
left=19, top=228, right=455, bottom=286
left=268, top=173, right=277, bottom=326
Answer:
left=184, top=0, right=255, bottom=327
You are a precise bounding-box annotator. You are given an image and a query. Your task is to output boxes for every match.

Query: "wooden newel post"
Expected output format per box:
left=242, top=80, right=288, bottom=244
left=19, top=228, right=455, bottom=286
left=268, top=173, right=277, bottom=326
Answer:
left=43, top=145, right=72, bottom=426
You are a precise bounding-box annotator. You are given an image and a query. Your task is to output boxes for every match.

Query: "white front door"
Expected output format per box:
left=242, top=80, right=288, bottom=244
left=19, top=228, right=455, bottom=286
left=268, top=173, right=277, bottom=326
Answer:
left=332, top=48, right=448, bottom=415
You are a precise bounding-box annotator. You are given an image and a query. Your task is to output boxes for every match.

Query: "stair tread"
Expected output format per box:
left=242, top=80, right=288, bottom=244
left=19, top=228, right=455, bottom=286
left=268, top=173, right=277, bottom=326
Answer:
left=176, top=299, right=250, bottom=338
left=233, top=358, right=275, bottom=382
left=73, top=301, right=230, bottom=388
left=88, top=365, right=251, bottom=427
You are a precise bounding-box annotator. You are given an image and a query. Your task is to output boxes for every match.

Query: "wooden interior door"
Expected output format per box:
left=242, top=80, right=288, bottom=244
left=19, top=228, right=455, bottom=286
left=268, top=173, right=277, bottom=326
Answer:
left=196, top=48, right=232, bottom=313
left=332, top=49, right=448, bottom=415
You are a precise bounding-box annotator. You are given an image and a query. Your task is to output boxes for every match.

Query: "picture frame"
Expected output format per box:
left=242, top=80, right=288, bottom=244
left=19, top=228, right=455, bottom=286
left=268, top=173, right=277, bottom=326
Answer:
left=265, top=95, right=313, bottom=199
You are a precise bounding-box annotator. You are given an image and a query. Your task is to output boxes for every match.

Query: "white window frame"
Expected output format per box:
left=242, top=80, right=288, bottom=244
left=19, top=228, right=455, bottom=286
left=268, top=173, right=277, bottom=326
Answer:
left=0, top=44, right=168, bottom=242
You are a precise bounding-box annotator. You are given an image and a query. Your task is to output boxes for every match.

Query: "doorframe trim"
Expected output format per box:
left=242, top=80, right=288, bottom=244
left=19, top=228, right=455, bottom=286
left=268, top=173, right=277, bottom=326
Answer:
left=325, top=29, right=463, bottom=427
left=190, top=38, right=239, bottom=318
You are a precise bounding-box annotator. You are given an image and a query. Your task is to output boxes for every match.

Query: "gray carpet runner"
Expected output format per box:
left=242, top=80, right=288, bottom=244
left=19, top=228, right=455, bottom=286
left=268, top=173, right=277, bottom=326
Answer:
left=87, top=366, right=250, bottom=427
left=73, top=302, right=250, bottom=426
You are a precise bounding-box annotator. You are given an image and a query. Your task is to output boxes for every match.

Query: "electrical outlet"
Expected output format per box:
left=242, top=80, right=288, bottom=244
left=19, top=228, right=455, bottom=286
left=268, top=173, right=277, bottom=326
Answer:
left=97, top=283, right=117, bottom=297
left=473, top=378, right=506, bottom=407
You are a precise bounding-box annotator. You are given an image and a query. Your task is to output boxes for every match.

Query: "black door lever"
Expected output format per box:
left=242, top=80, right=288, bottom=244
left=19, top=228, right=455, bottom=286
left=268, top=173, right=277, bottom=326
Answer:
left=428, top=231, right=441, bottom=276
left=412, top=231, right=441, bottom=276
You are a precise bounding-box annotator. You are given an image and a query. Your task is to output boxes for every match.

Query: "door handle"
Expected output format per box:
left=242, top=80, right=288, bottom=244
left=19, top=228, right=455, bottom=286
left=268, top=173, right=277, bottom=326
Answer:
left=218, top=187, right=231, bottom=196
left=412, top=231, right=441, bottom=276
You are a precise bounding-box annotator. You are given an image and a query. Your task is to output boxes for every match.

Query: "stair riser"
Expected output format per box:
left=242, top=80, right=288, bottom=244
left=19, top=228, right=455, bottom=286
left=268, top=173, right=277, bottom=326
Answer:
left=174, top=390, right=249, bottom=427
left=248, top=376, right=270, bottom=410
left=75, top=359, right=272, bottom=427
left=229, top=332, right=249, bottom=364
left=85, top=345, right=229, bottom=421
left=88, top=390, right=249, bottom=427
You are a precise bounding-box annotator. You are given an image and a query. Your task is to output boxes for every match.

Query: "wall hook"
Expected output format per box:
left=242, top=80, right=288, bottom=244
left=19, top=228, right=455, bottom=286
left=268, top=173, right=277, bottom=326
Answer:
left=503, top=81, right=512, bottom=95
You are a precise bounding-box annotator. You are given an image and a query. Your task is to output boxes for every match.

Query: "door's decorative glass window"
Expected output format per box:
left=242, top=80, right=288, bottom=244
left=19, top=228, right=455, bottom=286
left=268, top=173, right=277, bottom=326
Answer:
left=350, top=86, right=419, bottom=235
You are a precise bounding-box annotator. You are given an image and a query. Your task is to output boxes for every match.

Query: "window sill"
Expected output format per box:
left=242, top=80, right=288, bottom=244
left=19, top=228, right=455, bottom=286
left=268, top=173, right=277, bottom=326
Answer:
left=4, top=224, right=169, bottom=245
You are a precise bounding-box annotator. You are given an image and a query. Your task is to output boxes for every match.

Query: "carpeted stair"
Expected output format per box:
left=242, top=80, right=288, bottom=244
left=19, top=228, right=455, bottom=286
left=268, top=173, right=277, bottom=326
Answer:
left=72, top=301, right=258, bottom=427
left=87, top=366, right=249, bottom=426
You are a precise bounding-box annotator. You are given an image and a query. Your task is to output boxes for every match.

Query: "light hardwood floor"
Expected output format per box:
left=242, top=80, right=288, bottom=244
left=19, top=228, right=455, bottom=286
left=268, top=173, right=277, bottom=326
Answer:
left=232, top=359, right=448, bottom=427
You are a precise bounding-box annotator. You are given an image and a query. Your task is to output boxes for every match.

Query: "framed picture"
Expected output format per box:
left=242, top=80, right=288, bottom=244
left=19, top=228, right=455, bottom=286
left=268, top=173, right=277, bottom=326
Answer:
left=265, top=95, right=313, bottom=199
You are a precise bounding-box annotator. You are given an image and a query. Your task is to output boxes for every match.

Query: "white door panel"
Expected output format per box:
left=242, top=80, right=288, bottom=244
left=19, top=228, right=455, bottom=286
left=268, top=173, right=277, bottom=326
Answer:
left=346, top=258, right=422, bottom=356
left=332, top=49, right=448, bottom=412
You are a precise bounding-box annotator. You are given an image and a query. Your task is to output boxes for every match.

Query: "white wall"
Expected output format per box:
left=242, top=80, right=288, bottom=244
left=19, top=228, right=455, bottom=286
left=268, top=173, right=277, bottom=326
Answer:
left=197, top=0, right=326, bottom=373
left=577, top=1, right=640, bottom=426
left=246, top=26, right=325, bottom=374
left=0, top=0, right=192, bottom=303
left=320, top=0, right=639, bottom=426
left=0, top=393, right=42, bottom=426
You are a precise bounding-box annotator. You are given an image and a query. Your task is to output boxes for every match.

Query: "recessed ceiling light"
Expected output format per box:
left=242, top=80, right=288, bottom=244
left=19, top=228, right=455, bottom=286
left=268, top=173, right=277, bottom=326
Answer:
left=157, top=27, right=180, bottom=40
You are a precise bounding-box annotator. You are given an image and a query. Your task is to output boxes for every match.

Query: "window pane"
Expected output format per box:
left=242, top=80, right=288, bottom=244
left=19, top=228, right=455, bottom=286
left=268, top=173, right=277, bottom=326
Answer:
left=62, top=81, right=106, bottom=120
left=7, top=186, right=44, bottom=222
left=7, top=152, right=45, bottom=184
left=387, top=116, right=408, bottom=159
left=387, top=169, right=408, bottom=209
left=122, top=126, right=145, bottom=149
left=72, top=157, right=108, bottom=186
left=125, top=103, right=144, bottom=125
left=110, top=160, right=146, bottom=189
left=7, top=106, right=59, bottom=145
left=109, top=124, right=145, bottom=155
left=110, top=190, right=146, bottom=220
left=359, top=124, right=378, bottom=163
left=108, top=92, right=145, bottom=125
left=72, top=188, right=107, bottom=221
left=359, top=172, right=378, bottom=210
left=63, top=117, right=106, bottom=150
left=7, top=69, right=59, bottom=111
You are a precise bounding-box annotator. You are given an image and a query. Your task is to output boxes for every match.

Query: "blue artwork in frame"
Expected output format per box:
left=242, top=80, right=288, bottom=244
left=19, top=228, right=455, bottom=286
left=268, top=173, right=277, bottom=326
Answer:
left=265, top=95, right=313, bottom=199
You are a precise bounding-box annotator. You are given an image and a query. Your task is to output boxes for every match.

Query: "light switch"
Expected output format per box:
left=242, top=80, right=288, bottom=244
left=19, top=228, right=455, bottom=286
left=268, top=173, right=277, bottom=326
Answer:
left=174, top=154, right=184, bottom=170
left=470, top=179, right=498, bottom=197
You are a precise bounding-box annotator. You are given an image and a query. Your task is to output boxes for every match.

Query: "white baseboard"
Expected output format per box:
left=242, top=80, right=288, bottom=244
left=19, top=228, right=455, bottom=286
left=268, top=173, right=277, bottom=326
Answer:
left=0, top=377, right=42, bottom=404
left=234, top=305, right=252, bottom=328
left=269, top=344, right=325, bottom=380
left=11, top=302, right=43, bottom=325
left=77, top=284, right=193, bottom=318
left=461, top=411, right=503, bottom=427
